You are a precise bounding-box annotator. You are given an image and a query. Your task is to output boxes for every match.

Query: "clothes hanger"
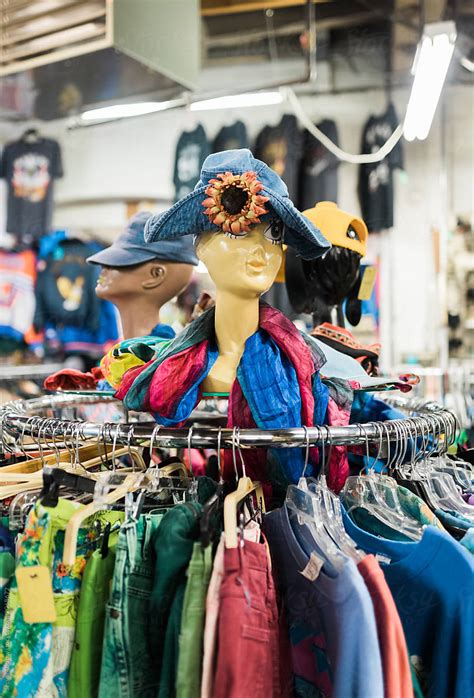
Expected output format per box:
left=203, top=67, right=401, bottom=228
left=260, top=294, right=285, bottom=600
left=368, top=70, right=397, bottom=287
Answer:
left=309, top=427, right=366, bottom=561
left=341, top=422, right=422, bottom=541
left=418, top=415, right=474, bottom=519
left=223, top=428, right=265, bottom=549
left=286, top=427, right=347, bottom=570
left=62, top=472, right=140, bottom=566
left=21, top=127, right=40, bottom=144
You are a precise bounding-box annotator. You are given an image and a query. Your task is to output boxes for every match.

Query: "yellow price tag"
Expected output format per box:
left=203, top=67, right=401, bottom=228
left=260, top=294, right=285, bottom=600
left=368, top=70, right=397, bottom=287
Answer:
left=358, top=266, right=377, bottom=301
left=16, top=566, right=57, bottom=623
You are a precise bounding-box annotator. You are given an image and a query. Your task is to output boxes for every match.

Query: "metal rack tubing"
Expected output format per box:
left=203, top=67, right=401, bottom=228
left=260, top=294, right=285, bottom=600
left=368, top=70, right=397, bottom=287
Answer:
left=0, top=393, right=458, bottom=451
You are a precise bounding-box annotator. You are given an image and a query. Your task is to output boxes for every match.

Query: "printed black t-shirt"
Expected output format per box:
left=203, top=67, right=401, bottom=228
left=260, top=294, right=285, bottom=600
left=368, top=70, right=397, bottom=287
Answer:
left=299, top=119, right=340, bottom=209
left=0, top=137, right=63, bottom=239
left=357, top=103, right=403, bottom=232
left=173, top=124, right=210, bottom=202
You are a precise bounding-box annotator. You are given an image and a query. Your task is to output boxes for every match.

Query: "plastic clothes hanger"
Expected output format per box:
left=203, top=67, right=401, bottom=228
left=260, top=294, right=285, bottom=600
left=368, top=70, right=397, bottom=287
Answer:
left=223, top=428, right=265, bottom=549
left=413, top=414, right=474, bottom=518
left=342, top=423, right=422, bottom=541
left=286, top=428, right=346, bottom=570
left=306, top=427, right=365, bottom=562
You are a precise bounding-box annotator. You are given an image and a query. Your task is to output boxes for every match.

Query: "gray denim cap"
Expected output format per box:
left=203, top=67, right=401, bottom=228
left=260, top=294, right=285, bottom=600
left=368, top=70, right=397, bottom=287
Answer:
left=87, top=211, right=198, bottom=267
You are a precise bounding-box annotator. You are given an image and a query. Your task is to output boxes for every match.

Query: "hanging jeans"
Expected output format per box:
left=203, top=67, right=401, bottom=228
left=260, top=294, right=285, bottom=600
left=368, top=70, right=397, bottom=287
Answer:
left=99, top=513, right=163, bottom=698
left=213, top=538, right=287, bottom=698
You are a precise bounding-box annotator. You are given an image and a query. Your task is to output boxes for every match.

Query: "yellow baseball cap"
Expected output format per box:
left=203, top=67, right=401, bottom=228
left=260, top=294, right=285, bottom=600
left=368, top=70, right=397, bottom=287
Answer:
left=302, top=201, right=368, bottom=257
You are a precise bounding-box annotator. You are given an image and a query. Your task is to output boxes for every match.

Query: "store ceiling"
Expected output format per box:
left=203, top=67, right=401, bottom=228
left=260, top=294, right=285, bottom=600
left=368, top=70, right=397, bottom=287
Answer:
left=0, top=0, right=472, bottom=122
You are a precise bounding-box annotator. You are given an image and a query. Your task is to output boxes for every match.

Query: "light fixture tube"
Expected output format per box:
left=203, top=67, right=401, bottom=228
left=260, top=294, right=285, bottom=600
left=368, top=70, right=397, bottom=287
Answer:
left=81, top=101, right=175, bottom=121
left=404, top=21, right=456, bottom=141
left=190, top=91, right=283, bottom=111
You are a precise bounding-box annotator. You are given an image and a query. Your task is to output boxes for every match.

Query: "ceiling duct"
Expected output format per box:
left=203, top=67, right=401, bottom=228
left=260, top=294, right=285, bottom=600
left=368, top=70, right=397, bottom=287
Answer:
left=0, top=0, right=200, bottom=120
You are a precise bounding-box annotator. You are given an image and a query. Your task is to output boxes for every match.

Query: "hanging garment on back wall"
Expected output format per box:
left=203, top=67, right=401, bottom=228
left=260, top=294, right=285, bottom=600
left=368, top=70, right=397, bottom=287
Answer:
left=0, top=135, right=63, bottom=241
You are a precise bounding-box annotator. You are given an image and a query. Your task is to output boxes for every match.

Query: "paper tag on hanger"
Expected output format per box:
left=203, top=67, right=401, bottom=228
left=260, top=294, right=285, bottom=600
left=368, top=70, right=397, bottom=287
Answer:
left=299, top=552, right=324, bottom=582
left=16, top=566, right=57, bottom=623
left=358, top=266, right=377, bottom=301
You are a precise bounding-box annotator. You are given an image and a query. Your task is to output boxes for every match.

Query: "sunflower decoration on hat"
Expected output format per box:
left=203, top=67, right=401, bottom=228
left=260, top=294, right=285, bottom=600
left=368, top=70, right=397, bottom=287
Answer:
left=202, top=171, right=269, bottom=235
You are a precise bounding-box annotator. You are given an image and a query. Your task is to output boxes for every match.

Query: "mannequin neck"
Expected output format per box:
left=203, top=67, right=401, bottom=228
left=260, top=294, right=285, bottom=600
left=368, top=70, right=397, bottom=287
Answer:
left=202, top=290, right=260, bottom=394
left=115, top=297, right=162, bottom=340
left=214, top=290, right=260, bottom=354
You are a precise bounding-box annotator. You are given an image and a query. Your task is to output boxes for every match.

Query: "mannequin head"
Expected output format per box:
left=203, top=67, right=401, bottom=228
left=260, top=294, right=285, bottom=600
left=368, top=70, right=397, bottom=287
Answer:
left=195, top=223, right=283, bottom=298
left=96, top=259, right=193, bottom=305
left=87, top=211, right=197, bottom=338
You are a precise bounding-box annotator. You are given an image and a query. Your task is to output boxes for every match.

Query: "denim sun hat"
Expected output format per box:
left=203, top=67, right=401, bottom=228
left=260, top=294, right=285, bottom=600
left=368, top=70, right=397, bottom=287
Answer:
left=144, top=149, right=331, bottom=260
left=87, top=211, right=198, bottom=267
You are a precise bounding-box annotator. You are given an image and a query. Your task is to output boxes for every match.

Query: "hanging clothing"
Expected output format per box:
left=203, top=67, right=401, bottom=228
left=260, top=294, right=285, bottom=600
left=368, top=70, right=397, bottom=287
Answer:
left=0, top=500, right=116, bottom=698
left=357, top=103, right=403, bottom=232
left=99, top=513, right=164, bottom=698
left=357, top=555, right=413, bottom=698
left=0, top=136, right=63, bottom=240
left=34, top=233, right=120, bottom=358
left=299, top=119, right=340, bottom=209
left=173, top=125, right=210, bottom=202
left=343, top=510, right=474, bottom=698
left=68, top=520, right=122, bottom=698
left=212, top=121, right=249, bottom=153
left=213, top=539, right=287, bottom=698
left=264, top=505, right=384, bottom=698
left=175, top=542, right=213, bottom=698
left=0, top=249, right=37, bottom=346
left=254, top=115, right=303, bottom=202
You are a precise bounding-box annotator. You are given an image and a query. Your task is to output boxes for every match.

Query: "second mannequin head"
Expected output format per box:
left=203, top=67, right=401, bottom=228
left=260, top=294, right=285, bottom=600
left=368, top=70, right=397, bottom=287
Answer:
left=95, top=260, right=192, bottom=303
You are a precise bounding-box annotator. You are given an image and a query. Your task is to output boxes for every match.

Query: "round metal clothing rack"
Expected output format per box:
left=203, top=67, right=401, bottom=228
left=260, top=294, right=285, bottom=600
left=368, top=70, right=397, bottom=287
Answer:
left=0, top=392, right=458, bottom=451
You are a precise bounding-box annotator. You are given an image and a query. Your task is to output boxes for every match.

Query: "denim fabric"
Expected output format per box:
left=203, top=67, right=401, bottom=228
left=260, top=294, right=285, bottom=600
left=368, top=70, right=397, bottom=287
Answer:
left=87, top=211, right=198, bottom=267
left=144, top=149, right=331, bottom=261
left=99, top=513, right=164, bottom=698
left=176, top=543, right=213, bottom=698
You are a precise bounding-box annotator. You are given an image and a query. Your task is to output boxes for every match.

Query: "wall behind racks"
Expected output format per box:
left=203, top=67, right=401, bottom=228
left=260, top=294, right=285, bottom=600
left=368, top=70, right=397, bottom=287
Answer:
left=0, top=82, right=473, bottom=368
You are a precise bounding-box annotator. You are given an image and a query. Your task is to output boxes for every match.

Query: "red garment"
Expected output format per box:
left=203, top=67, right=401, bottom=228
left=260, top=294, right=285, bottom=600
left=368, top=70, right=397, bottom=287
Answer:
left=214, top=540, right=291, bottom=698
left=358, top=555, right=413, bottom=698
left=44, top=368, right=97, bottom=391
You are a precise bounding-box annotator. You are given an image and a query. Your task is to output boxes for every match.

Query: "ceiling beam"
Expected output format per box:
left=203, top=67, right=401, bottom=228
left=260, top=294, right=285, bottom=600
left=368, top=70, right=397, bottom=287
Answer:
left=201, top=0, right=333, bottom=17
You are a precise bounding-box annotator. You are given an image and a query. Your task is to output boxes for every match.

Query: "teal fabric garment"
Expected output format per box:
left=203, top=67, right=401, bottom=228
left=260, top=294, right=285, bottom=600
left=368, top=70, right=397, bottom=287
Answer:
left=460, top=528, right=474, bottom=554
left=435, top=508, right=474, bottom=532
left=149, top=502, right=202, bottom=698
left=99, top=513, right=164, bottom=698
left=342, top=508, right=474, bottom=698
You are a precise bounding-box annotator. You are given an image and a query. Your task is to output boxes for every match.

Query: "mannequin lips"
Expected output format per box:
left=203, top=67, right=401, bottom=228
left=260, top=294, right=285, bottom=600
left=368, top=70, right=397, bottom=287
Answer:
left=246, top=252, right=266, bottom=273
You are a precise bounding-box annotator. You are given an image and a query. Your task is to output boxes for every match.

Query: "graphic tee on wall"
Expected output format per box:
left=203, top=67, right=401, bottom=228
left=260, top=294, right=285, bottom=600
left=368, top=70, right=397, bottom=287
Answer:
left=0, top=137, right=63, bottom=239
left=173, top=124, right=210, bottom=202
left=357, top=103, right=403, bottom=233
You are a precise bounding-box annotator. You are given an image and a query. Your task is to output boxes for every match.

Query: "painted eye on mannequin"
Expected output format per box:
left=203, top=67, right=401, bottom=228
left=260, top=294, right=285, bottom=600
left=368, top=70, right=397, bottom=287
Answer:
left=223, top=232, right=247, bottom=240
left=263, top=220, right=284, bottom=245
left=346, top=225, right=360, bottom=241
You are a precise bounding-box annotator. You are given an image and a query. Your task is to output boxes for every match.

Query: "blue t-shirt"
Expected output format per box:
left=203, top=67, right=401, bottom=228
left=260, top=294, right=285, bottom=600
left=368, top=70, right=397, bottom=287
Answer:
left=343, top=508, right=474, bottom=698
left=264, top=505, right=384, bottom=698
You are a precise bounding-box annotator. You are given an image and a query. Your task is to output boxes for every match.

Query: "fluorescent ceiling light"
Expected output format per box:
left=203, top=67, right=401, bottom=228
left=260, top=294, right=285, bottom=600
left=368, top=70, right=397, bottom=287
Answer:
left=81, top=101, right=174, bottom=121
left=190, top=91, right=283, bottom=112
left=404, top=21, right=456, bottom=141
